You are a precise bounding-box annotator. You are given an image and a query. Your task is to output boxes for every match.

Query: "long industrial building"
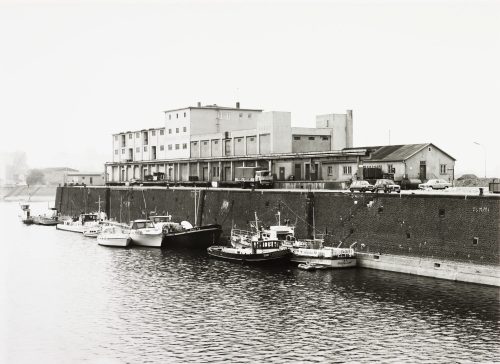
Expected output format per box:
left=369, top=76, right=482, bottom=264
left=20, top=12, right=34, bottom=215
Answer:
left=106, top=102, right=455, bottom=185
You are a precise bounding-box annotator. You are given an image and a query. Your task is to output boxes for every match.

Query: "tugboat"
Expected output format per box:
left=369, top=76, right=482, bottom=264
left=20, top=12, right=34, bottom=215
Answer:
left=207, top=239, right=291, bottom=264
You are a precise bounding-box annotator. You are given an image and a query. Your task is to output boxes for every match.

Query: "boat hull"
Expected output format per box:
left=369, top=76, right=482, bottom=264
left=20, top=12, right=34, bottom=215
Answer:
left=97, top=236, right=130, bottom=247
left=34, top=217, right=59, bottom=226
left=56, top=224, right=86, bottom=233
left=21, top=218, right=34, bottom=225
left=162, top=224, right=222, bottom=249
left=207, top=246, right=291, bottom=264
left=129, top=232, right=163, bottom=247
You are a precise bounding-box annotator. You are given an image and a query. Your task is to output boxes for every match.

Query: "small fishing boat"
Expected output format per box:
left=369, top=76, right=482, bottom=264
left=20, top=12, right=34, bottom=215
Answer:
left=231, top=211, right=294, bottom=248
left=283, top=239, right=357, bottom=268
left=97, top=225, right=131, bottom=247
left=207, top=240, right=291, bottom=264
left=33, top=207, right=59, bottom=226
left=56, top=212, right=101, bottom=233
left=129, top=219, right=163, bottom=247
left=19, top=203, right=34, bottom=225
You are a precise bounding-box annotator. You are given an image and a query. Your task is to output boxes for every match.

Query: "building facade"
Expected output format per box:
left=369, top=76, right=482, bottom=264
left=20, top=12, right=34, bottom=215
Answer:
left=107, top=103, right=356, bottom=183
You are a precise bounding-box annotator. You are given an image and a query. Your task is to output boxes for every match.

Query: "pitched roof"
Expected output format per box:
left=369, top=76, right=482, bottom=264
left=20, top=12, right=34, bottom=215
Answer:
left=343, top=143, right=456, bottom=162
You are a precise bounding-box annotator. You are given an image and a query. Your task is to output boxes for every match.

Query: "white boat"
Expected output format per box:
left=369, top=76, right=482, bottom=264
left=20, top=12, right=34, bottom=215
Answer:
left=97, top=225, right=131, bottom=247
left=56, top=213, right=101, bottom=233
left=283, top=239, right=357, bottom=268
left=129, top=219, right=163, bottom=247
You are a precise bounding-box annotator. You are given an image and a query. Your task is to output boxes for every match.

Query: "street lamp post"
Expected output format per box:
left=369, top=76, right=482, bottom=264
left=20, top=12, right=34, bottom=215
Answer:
left=473, top=142, right=487, bottom=178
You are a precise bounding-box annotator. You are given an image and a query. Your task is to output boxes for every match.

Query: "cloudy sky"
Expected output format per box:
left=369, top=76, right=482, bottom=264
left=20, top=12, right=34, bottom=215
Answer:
left=0, top=0, right=498, bottom=177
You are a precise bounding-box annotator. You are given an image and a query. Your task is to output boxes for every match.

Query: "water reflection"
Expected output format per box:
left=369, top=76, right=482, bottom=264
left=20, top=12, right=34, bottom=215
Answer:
left=2, top=202, right=499, bottom=364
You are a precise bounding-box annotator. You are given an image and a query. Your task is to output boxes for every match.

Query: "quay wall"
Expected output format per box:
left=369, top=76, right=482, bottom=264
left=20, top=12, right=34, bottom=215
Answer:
left=55, top=186, right=500, bottom=282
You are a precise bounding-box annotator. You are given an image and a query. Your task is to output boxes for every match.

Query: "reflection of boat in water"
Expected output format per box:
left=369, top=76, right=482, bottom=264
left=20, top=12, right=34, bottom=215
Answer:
left=19, top=203, right=34, bottom=225
left=56, top=213, right=102, bottom=233
left=33, top=207, right=59, bottom=226
left=129, top=219, right=163, bottom=247
left=97, top=225, right=131, bottom=247
left=207, top=240, right=291, bottom=264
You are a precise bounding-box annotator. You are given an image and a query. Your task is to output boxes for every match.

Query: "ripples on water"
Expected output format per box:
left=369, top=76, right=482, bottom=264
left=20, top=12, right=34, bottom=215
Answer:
left=1, top=202, right=499, bottom=363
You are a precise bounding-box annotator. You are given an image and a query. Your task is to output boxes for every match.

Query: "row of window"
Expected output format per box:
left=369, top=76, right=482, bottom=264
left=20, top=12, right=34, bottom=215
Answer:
left=115, top=129, right=166, bottom=142
left=168, top=112, right=187, bottom=120
left=115, top=144, right=188, bottom=155
left=293, top=136, right=329, bottom=141
left=167, top=127, right=187, bottom=134
left=192, top=137, right=256, bottom=146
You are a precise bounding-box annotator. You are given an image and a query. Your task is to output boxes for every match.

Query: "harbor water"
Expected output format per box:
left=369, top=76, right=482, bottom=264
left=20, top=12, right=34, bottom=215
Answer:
left=1, top=201, right=499, bottom=363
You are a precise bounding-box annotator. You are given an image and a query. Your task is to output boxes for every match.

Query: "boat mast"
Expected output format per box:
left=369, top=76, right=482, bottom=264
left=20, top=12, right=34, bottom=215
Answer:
left=312, top=206, right=316, bottom=241
left=254, top=211, right=259, bottom=231
left=194, top=187, right=198, bottom=226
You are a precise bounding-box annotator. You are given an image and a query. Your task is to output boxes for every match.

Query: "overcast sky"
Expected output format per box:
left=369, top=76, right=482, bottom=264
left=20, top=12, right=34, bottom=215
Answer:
left=0, top=0, right=498, bottom=177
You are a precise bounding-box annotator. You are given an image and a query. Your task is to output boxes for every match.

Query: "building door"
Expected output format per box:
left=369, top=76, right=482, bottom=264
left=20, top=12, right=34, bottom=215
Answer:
left=202, top=167, right=208, bottom=181
left=279, top=167, right=285, bottom=180
left=305, top=164, right=310, bottom=180
left=419, top=161, right=426, bottom=181
left=121, top=169, right=125, bottom=182
left=310, top=163, right=319, bottom=181
left=294, top=164, right=301, bottom=180
left=224, top=167, right=231, bottom=181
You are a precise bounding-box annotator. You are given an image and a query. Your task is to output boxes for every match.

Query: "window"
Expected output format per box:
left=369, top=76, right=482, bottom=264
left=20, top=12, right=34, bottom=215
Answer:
left=169, top=114, right=171, bottom=120
left=237, top=138, right=242, bottom=142
left=326, top=120, right=329, bottom=127
left=214, top=140, right=218, bottom=144
left=176, top=113, right=178, bottom=119
left=152, top=130, right=156, bottom=136
left=439, top=208, right=445, bottom=217
left=203, top=141, right=208, bottom=145
left=327, top=166, right=333, bottom=176
left=440, top=164, right=446, bottom=174
left=249, top=137, right=254, bottom=142
left=176, top=128, right=179, bottom=133
left=168, top=145, right=172, bottom=150
left=321, top=136, right=328, bottom=141
left=183, top=126, right=187, bottom=132
left=160, top=129, right=164, bottom=135
left=175, top=144, right=180, bottom=150
left=183, top=112, right=186, bottom=117
left=169, top=129, right=172, bottom=134
left=212, top=166, right=220, bottom=177
left=308, top=136, right=315, bottom=141
left=193, top=142, right=198, bottom=146
left=183, top=143, right=187, bottom=149
left=343, top=166, right=352, bottom=174
left=248, top=113, right=252, bottom=118
left=226, top=112, right=230, bottom=120
left=239, top=113, right=243, bottom=117
left=121, top=148, right=125, bottom=154
left=136, top=132, right=140, bottom=138
left=160, top=145, right=164, bottom=151
left=473, top=237, right=479, bottom=245
left=114, top=135, right=118, bottom=141
left=136, top=147, right=140, bottom=153
left=388, top=164, right=394, bottom=173
left=114, top=149, right=118, bottom=155
left=144, top=146, right=147, bottom=152
left=89, top=177, right=93, bottom=184
left=128, top=134, right=132, bottom=139
left=294, top=136, right=300, bottom=141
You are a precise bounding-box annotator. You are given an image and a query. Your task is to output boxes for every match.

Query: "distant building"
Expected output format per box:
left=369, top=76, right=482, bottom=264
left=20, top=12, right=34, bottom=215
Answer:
left=343, top=143, right=456, bottom=182
left=66, top=172, right=105, bottom=186
left=105, top=103, right=455, bottom=185
left=107, top=102, right=354, bottom=183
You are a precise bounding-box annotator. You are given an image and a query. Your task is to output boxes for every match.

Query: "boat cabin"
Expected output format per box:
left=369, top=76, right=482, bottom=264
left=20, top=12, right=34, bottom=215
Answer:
left=131, top=220, right=155, bottom=229
left=150, top=216, right=172, bottom=224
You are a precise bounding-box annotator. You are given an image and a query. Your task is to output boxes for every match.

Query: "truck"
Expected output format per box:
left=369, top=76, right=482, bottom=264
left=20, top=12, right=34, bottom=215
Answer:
left=234, top=167, right=274, bottom=188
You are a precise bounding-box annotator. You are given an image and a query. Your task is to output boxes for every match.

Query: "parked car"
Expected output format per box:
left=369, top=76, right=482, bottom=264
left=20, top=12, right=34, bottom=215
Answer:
left=418, top=179, right=452, bottom=190
left=400, top=177, right=422, bottom=190
left=374, top=179, right=401, bottom=193
left=349, top=180, right=375, bottom=193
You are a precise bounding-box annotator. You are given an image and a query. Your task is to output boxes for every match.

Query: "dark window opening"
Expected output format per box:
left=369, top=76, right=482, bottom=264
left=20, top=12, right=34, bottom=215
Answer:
left=473, top=237, right=479, bottom=245
left=434, top=263, right=441, bottom=268
left=439, top=209, right=445, bottom=217
left=406, top=232, right=411, bottom=239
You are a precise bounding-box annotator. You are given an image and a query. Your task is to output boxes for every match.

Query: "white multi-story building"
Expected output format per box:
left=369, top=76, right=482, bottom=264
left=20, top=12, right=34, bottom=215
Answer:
left=108, top=103, right=355, bottom=183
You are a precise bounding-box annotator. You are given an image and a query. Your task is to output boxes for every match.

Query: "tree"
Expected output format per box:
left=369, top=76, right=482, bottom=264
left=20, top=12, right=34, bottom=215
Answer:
left=26, top=169, right=45, bottom=186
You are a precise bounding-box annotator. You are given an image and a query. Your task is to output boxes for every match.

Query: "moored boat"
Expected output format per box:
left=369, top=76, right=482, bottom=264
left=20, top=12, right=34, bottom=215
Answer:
left=283, top=239, right=357, bottom=268
left=56, top=213, right=102, bottom=233
left=129, top=219, right=163, bottom=247
left=161, top=220, right=222, bottom=249
left=33, top=208, right=59, bottom=226
left=207, top=240, right=291, bottom=264
left=97, top=225, right=131, bottom=247
left=19, top=203, right=34, bottom=225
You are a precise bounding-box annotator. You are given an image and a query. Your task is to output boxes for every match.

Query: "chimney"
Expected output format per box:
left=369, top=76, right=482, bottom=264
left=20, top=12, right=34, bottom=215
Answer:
left=236, top=102, right=240, bottom=109
left=197, top=101, right=201, bottom=107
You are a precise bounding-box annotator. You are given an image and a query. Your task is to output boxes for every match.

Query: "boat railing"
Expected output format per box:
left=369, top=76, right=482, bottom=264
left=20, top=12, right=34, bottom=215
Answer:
left=231, top=229, right=254, bottom=239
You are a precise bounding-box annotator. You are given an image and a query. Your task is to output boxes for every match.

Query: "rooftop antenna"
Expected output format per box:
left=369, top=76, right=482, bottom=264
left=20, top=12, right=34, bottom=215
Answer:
left=388, top=129, right=391, bottom=145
